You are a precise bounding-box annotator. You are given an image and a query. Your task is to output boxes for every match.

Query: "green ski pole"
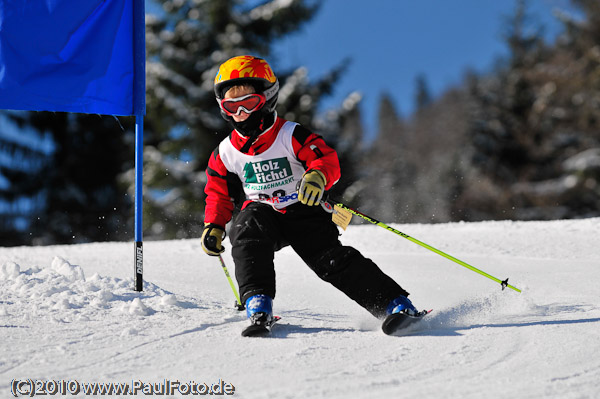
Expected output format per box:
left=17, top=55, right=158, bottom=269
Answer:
left=218, top=254, right=245, bottom=310
left=329, top=201, right=521, bottom=293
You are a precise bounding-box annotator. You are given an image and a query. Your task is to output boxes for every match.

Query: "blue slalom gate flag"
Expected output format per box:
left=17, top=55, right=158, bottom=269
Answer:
left=0, top=0, right=145, bottom=116
left=0, top=0, right=146, bottom=291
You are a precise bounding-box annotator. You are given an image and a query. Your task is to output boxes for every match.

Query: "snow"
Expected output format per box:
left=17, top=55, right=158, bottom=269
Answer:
left=1, top=218, right=599, bottom=398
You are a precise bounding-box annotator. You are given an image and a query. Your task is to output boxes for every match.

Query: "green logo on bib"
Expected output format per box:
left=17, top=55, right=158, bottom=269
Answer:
left=243, top=157, right=292, bottom=184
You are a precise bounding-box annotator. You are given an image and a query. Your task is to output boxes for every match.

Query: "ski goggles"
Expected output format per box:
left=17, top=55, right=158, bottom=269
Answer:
left=217, top=93, right=266, bottom=117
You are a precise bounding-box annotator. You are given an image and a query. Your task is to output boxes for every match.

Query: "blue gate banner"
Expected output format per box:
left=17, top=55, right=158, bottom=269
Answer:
left=0, top=0, right=145, bottom=115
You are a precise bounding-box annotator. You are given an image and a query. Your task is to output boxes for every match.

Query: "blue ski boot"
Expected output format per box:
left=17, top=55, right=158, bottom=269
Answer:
left=386, top=295, right=418, bottom=316
left=242, top=294, right=274, bottom=337
left=382, top=296, right=427, bottom=335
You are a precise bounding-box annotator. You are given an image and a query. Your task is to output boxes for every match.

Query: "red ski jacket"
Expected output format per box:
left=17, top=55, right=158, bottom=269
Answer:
left=204, top=116, right=341, bottom=228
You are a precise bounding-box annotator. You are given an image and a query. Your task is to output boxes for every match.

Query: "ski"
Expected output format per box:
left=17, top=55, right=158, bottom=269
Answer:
left=241, top=316, right=281, bottom=337
left=382, top=310, right=431, bottom=335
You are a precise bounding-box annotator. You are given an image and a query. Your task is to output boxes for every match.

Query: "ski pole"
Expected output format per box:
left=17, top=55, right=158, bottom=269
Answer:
left=328, top=200, right=521, bottom=293
left=217, top=254, right=245, bottom=310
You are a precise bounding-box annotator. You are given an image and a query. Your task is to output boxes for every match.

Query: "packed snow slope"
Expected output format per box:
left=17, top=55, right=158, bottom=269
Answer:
left=1, top=218, right=599, bottom=399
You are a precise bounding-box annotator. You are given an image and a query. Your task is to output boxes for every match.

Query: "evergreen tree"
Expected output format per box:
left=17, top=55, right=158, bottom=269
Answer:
left=0, top=110, right=135, bottom=245
left=0, top=112, right=51, bottom=244
left=469, top=0, right=547, bottom=185
left=360, top=93, right=410, bottom=222
left=551, top=0, right=600, bottom=137
left=364, top=83, right=470, bottom=224
left=414, top=73, right=432, bottom=111
left=317, top=90, right=365, bottom=207
left=32, top=113, right=134, bottom=244
left=460, top=0, right=546, bottom=219
left=410, top=87, right=470, bottom=222
left=461, top=0, right=600, bottom=220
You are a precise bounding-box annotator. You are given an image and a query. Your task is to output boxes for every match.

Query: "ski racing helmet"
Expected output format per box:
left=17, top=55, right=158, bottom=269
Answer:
left=214, top=55, right=279, bottom=137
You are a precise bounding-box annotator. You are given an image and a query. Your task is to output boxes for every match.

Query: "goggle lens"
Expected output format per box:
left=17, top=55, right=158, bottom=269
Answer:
left=219, top=94, right=266, bottom=116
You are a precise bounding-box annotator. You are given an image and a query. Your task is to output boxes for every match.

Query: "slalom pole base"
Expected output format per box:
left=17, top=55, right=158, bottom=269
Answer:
left=134, top=241, right=143, bottom=292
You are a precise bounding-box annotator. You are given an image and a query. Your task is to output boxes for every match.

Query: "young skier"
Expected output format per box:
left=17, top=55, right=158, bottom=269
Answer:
left=201, top=55, right=420, bottom=335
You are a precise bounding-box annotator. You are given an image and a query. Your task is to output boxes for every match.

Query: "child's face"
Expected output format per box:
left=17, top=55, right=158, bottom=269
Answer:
left=224, top=86, right=255, bottom=122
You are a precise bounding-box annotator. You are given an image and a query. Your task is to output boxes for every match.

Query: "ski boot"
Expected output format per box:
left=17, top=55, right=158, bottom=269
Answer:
left=382, top=295, right=427, bottom=335
left=241, top=294, right=275, bottom=337
left=387, top=295, right=418, bottom=316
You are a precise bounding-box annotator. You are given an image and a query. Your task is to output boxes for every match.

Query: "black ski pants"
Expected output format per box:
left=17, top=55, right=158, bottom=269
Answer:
left=229, top=201, right=409, bottom=318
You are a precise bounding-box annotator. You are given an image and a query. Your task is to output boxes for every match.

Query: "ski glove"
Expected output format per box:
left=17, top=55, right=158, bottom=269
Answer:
left=201, top=223, right=226, bottom=256
left=297, top=170, right=326, bottom=206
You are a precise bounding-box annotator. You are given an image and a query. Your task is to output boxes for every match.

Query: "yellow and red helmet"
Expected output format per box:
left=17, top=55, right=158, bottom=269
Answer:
left=214, top=55, right=279, bottom=113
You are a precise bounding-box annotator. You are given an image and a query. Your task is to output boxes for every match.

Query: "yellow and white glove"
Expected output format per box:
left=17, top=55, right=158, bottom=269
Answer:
left=201, top=223, right=226, bottom=256
left=297, top=170, right=326, bottom=206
